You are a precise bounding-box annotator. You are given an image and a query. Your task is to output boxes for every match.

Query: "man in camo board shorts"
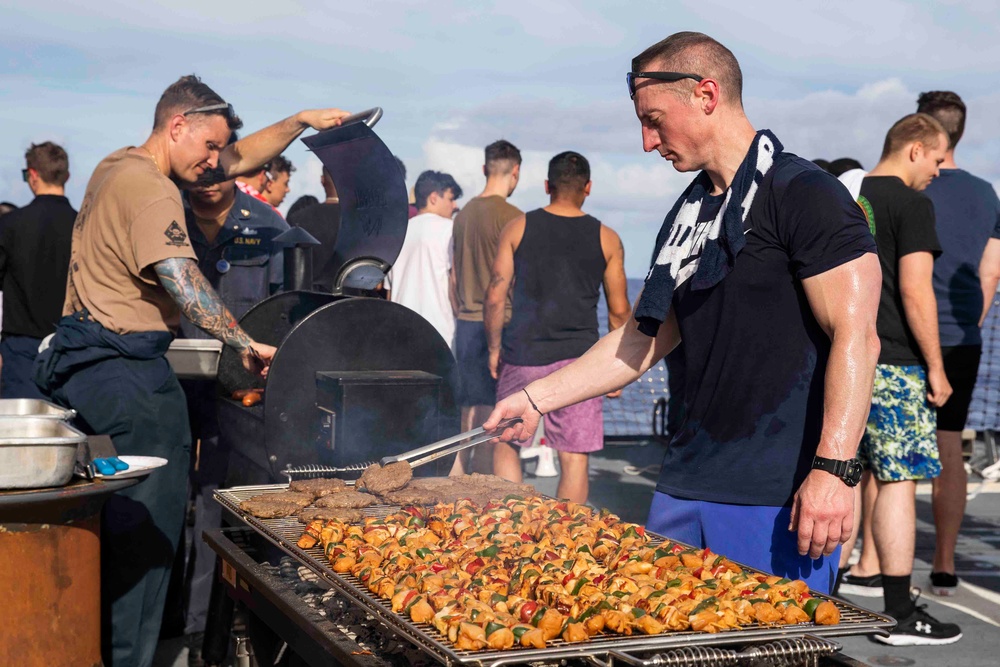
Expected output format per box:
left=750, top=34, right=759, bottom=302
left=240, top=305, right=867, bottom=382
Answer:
left=856, top=113, right=962, bottom=645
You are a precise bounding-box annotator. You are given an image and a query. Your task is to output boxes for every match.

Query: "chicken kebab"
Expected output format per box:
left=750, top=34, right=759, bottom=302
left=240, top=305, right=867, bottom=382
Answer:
left=297, top=495, right=840, bottom=651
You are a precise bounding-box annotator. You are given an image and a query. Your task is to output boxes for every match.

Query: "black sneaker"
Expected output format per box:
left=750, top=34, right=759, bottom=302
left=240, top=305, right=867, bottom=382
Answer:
left=930, top=571, right=959, bottom=597
left=837, top=570, right=884, bottom=597
left=875, top=601, right=963, bottom=646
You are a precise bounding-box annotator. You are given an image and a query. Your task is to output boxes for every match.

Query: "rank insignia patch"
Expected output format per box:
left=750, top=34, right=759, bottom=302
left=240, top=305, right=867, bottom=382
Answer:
left=164, top=220, right=188, bottom=246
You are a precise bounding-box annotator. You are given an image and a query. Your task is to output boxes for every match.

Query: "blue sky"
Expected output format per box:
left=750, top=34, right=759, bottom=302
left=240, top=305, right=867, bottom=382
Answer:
left=3, top=0, right=998, bottom=276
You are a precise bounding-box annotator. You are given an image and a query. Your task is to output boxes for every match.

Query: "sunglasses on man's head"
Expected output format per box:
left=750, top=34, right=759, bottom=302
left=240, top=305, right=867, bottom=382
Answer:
left=21, top=169, right=30, bottom=182
left=183, top=102, right=237, bottom=120
left=626, top=71, right=704, bottom=99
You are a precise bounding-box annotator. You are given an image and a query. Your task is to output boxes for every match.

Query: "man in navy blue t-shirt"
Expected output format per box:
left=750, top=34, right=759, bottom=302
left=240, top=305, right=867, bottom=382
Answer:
left=486, top=32, right=880, bottom=594
left=917, top=91, right=1000, bottom=597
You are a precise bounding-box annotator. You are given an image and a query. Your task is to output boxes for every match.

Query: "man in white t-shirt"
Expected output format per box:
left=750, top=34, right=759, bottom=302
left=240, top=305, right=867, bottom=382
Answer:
left=386, top=170, right=463, bottom=347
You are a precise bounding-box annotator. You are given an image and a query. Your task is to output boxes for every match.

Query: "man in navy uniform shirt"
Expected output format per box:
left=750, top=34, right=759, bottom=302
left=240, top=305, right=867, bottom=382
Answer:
left=179, top=136, right=287, bottom=657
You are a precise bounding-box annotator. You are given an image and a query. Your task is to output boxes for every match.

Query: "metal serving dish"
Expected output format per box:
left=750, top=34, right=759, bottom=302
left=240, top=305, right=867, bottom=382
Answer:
left=0, top=418, right=87, bottom=490
left=0, top=398, right=76, bottom=421
left=216, top=484, right=894, bottom=667
left=166, top=339, right=223, bottom=380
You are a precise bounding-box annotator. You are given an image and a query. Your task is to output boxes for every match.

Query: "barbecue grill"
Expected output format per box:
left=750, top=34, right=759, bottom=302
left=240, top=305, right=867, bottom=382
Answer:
left=209, top=484, right=893, bottom=667
left=212, top=109, right=460, bottom=486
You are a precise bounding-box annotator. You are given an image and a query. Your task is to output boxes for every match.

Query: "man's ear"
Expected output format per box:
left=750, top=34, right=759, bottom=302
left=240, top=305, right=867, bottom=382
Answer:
left=584, top=180, right=593, bottom=196
left=543, top=180, right=551, bottom=195
left=909, top=142, right=923, bottom=163
left=511, top=163, right=520, bottom=180
left=482, top=164, right=487, bottom=178
left=696, top=78, right=721, bottom=114
left=168, top=114, right=186, bottom=143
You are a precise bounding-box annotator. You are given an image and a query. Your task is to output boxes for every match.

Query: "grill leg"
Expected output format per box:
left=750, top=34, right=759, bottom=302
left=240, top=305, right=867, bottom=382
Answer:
left=203, top=558, right=235, bottom=664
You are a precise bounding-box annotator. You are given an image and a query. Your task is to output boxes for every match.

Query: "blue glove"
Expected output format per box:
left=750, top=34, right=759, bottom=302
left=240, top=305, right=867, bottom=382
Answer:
left=93, top=457, right=130, bottom=475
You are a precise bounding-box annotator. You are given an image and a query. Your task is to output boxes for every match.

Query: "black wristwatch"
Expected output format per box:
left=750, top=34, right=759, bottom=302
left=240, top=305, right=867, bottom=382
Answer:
left=811, top=456, right=863, bottom=487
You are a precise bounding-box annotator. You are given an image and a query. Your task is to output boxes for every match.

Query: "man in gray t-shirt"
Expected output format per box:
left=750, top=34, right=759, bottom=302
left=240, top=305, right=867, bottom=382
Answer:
left=918, top=90, right=1000, bottom=597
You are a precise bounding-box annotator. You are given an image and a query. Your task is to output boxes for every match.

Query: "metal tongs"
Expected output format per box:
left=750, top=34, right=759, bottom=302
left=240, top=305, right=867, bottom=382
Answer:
left=379, top=418, right=522, bottom=470
left=281, top=419, right=522, bottom=480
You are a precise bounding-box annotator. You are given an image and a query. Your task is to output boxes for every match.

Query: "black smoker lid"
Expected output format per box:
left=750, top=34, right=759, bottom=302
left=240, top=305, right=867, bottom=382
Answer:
left=301, top=108, right=408, bottom=291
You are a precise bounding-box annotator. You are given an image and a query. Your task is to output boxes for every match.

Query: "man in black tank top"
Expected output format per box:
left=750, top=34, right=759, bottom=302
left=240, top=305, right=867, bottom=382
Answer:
left=484, top=152, right=630, bottom=503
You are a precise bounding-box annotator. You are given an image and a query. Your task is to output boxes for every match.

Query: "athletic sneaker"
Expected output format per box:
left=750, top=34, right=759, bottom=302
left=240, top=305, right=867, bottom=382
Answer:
left=837, top=571, right=884, bottom=597
left=874, top=601, right=962, bottom=646
left=930, top=571, right=959, bottom=596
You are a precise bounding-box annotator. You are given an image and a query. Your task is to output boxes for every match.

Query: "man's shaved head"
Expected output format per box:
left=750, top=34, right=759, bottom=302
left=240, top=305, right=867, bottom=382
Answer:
left=632, top=32, right=743, bottom=108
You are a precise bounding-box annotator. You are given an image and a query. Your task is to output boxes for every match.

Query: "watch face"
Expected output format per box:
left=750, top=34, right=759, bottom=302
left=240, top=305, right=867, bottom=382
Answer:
left=845, top=459, right=864, bottom=486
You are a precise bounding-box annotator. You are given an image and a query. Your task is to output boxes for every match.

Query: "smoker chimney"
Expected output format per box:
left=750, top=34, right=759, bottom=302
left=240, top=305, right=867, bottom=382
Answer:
left=274, top=226, right=321, bottom=292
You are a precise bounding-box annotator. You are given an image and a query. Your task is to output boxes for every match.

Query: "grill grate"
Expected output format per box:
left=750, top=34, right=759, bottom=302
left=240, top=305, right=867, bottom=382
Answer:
left=215, top=484, right=893, bottom=667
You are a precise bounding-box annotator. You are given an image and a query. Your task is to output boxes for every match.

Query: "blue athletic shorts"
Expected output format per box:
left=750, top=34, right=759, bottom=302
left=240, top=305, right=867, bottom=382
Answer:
left=646, top=492, right=839, bottom=594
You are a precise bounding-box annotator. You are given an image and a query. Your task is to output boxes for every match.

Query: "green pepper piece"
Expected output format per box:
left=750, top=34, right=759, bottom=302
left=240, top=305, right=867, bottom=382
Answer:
left=484, top=621, right=506, bottom=637
left=415, top=547, right=433, bottom=559
left=747, top=598, right=768, bottom=605
left=469, top=609, right=480, bottom=621
left=511, top=626, right=529, bottom=640
left=491, top=592, right=508, bottom=604
left=775, top=578, right=791, bottom=585
left=530, top=607, right=546, bottom=626
left=648, top=589, right=668, bottom=599
left=665, top=578, right=683, bottom=588
left=631, top=607, right=646, bottom=618
left=802, top=598, right=821, bottom=619
left=653, top=548, right=671, bottom=561
left=690, top=596, right=718, bottom=616
left=476, top=545, right=500, bottom=558
left=612, top=591, right=629, bottom=598
left=754, top=583, right=771, bottom=592
left=571, top=577, right=590, bottom=595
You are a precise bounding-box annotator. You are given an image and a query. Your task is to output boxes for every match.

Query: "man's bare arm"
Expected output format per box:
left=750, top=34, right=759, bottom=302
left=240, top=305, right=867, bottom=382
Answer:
left=601, top=226, right=631, bottom=331
left=979, top=238, right=1000, bottom=326
left=154, top=258, right=252, bottom=350
left=899, top=251, right=951, bottom=406
left=792, top=253, right=881, bottom=559
left=484, top=218, right=523, bottom=378
left=448, top=265, right=460, bottom=318
left=218, top=109, right=350, bottom=180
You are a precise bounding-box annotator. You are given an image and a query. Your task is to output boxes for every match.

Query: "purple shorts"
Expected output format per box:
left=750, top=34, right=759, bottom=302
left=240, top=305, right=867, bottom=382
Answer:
left=496, top=358, right=603, bottom=454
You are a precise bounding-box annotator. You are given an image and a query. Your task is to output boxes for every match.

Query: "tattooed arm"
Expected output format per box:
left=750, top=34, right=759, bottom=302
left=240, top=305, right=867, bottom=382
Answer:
left=155, top=258, right=276, bottom=372
left=483, top=216, right=526, bottom=379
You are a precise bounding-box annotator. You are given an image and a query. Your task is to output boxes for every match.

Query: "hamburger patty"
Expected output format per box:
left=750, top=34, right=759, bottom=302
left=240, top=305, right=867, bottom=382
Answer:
left=297, top=507, right=365, bottom=524
left=247, top=491, right=314, bottom=508
left=357, top=461, right=413, bottom=496
left=239, top=498, right=302, bottom=519
left=314, top=490, right=375, bottom=509
left=289, top=477, right=348, bottom=498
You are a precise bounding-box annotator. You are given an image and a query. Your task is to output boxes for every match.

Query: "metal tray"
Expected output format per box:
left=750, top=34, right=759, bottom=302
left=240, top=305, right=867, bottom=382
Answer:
left=165, top=339, right=223, bottom=380
left=216, top=484, right=894, bottom=667
left=0, top=398, right=75, bottom=421
left=0, top=418, right=87, bottom=490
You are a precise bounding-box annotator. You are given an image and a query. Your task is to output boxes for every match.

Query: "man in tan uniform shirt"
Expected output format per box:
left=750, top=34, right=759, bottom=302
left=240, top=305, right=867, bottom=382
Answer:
left=449, top=140, right=522, bottom=473
left=36, top=75, right=349, bottom=667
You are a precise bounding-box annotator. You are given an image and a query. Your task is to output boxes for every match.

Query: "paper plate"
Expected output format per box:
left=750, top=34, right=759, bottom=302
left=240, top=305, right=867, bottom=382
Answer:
left=92, top=455, right=169, bottom=480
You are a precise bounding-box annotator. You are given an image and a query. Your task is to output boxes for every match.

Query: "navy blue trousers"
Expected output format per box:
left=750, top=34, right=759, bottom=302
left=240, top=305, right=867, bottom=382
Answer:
left=0, top=334, right=46, bottom=399
left=52, top=354, right=191, bottom=667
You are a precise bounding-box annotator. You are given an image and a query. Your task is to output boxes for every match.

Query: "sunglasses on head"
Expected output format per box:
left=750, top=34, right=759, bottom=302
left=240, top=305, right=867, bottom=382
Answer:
left=183, top=102, right=237, bottom=120
left=626, top=71, right=704, bottom=99
left=22, top=168, right=30, bottom=182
